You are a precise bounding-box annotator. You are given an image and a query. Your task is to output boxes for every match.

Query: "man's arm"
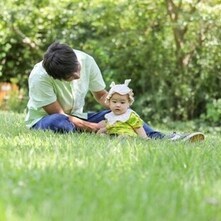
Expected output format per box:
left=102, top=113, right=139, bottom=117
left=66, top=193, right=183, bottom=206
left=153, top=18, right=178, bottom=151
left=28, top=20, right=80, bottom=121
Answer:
left=92, top=89, right=109, bottom=108
left=43, top=101, right=100, bottom=132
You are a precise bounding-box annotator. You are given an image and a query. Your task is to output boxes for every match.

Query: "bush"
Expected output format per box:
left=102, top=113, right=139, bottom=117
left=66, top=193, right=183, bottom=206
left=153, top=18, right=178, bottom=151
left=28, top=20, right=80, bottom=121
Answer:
left=1, top=0, right=221, bottom=121
left=201, top=99, right=221, bottom=125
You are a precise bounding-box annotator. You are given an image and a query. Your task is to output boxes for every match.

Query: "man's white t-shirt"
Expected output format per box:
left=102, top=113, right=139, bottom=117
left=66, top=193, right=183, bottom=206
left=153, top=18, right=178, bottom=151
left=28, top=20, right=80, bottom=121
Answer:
left=25, top=49, right=106, bottom=128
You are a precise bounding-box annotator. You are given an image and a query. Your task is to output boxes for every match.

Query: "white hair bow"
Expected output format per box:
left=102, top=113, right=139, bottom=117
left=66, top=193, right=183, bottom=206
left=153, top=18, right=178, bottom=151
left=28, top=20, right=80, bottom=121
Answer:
left=110, top=81, right=115, bottom=88
left=110, top=79, right=131, bottom=88
left=124, top=79, right=131, bottom=86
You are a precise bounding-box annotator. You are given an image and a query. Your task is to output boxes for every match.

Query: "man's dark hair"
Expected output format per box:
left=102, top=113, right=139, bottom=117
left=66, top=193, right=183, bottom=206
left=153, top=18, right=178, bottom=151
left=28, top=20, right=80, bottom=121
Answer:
left=42, top=42, right=79, bottom=80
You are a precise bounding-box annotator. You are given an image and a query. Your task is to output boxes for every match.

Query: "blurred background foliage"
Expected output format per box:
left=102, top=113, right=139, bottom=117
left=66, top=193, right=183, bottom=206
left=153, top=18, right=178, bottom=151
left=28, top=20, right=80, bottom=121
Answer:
left=0, top=0, right=221, bottom=126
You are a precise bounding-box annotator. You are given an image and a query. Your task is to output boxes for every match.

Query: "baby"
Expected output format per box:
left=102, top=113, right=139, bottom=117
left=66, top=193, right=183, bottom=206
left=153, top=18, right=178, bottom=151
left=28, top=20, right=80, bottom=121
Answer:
left=97, top=79, right=150, bottom=139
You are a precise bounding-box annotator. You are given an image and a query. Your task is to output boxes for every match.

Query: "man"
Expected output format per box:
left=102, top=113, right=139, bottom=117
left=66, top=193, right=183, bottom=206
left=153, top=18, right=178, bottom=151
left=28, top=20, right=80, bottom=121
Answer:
left=25, top=42, right=204, bottom=142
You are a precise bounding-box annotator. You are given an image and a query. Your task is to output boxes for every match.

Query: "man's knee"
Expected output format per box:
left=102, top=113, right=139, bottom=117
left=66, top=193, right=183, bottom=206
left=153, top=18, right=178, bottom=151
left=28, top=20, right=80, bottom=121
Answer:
left=48, top=114, right=76, bottom=133
left=33, top=114, right=76, bottom=133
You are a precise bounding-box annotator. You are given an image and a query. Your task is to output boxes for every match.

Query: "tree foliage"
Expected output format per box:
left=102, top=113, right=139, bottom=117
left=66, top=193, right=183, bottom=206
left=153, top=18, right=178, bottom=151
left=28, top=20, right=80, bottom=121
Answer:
left=0, top=0, right=221, bottom=123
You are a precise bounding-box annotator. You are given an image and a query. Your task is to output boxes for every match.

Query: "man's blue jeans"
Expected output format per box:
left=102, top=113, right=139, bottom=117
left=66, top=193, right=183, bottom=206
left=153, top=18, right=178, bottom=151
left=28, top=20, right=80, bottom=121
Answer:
left=32, top=110, right=165, bottom=139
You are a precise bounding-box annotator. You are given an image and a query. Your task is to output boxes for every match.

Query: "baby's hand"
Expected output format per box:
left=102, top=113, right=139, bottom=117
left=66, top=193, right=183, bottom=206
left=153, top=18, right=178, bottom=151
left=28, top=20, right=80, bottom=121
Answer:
left=97, top=120, right=106, bottom=128
left=97, top=127, right=107, bottom=134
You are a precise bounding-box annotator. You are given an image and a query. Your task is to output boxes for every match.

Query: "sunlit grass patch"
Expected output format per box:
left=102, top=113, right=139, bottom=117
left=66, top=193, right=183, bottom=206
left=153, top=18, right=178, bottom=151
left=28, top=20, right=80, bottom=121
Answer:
left=0, top=111, right=220, bottom=221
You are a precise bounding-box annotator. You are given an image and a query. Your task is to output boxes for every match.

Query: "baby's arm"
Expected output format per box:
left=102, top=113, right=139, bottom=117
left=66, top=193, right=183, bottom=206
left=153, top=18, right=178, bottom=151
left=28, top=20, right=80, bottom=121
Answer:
left=134, top=127, right=150, bottom=139
left=129, top=112, right=150, bottom=139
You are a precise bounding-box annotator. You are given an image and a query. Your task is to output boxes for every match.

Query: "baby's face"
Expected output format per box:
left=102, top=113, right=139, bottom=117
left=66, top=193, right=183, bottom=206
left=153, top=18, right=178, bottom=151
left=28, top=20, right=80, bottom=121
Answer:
left=109, top=93, right=130, bottom=115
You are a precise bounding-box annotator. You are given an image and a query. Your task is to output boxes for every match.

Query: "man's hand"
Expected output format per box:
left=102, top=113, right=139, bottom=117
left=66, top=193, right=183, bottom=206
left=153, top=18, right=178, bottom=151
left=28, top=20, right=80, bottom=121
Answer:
left=43, top=101, right=101, bottom=132
left=69, top=116, right=100, bottom=132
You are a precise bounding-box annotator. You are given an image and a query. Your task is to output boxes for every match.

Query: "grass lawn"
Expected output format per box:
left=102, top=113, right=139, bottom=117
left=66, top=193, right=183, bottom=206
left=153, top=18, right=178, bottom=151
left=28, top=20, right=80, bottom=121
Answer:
left=0, top=111, right=220, bottom=221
